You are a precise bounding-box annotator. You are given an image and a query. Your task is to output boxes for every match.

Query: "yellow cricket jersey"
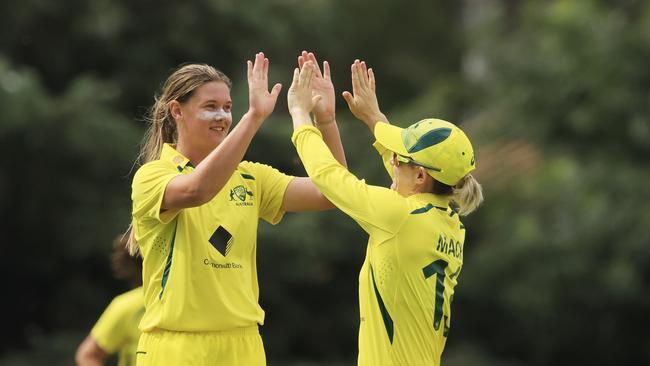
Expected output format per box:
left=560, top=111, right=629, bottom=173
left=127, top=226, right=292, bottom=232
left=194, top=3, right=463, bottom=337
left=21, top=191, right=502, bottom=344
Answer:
left=131, top=143, right=293, bottom=332
left=292, top=126, right=466, bottom=366
left=91, top=287, right=144, bottom=366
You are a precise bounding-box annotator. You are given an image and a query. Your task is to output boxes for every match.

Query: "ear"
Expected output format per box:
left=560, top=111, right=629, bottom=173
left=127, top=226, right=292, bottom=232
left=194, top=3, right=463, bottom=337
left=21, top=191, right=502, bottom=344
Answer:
left=169, top=100, right=183, bottom=120
left=416, top=167, right=427, bottom=183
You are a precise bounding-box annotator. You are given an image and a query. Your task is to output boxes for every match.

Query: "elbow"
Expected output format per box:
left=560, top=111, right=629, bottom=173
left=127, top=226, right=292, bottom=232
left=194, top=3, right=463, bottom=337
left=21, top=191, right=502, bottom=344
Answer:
left=74, top=348, right=84, bottom=366
left=321, top=196, right=336, bottom=210
left=187, top=187, right=215, bottom=207
left=75, top=345, right=93, bottom=366
left=182, top=179, right=222, bottom=207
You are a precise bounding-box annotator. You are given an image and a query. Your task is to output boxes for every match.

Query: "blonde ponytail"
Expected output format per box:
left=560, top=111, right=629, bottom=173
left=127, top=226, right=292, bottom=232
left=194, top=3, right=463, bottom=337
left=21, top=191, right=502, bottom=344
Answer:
left=452, top=174, right=483, bottom=216
left=126, top=64, right=232, bottom=256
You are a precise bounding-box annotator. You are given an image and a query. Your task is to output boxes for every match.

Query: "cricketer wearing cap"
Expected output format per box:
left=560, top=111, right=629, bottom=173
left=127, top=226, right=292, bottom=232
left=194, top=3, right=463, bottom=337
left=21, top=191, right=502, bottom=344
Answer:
left=288, top=59, right=483, bottom=365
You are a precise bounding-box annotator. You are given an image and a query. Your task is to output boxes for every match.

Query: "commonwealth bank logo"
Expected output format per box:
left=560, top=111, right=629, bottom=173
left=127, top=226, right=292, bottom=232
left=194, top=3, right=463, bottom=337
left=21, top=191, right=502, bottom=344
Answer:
left=209, top=226, right=233, bottom=257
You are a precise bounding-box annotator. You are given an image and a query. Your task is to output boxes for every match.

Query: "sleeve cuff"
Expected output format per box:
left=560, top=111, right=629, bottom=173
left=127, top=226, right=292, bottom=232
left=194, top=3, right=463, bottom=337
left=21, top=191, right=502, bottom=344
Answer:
left=372, top=140, right=389, bottom=156
left=266, top=174, right=294, bottom=225
left=291, top=125, right=323, bottom=145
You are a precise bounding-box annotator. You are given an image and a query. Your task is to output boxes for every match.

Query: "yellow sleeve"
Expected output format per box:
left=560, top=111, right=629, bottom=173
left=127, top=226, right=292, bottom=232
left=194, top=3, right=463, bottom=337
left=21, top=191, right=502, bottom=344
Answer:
left=90, top=295, right=133, bottom=354
left=292, top=126, right=408, bottom=234
left=241, top=161, right=294, bottom=224
left=131, top=162, right=181, bottom=224
left=372, top=141, right=395, bottom=180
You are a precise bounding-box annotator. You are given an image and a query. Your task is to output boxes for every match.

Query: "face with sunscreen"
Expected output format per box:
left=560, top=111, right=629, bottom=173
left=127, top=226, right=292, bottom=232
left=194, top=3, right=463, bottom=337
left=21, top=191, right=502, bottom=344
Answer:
left=173, top=81, right=233, bottom=151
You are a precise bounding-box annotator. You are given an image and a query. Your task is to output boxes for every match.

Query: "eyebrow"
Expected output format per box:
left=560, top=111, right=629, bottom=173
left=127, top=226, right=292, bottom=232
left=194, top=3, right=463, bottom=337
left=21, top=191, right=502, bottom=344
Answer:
left=201, top=99, right=232, bottom=105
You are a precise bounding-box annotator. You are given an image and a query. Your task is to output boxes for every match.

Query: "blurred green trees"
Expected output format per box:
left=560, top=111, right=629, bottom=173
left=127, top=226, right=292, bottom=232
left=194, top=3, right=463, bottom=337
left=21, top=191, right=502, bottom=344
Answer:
left=1, top=0, right=649, bottom=365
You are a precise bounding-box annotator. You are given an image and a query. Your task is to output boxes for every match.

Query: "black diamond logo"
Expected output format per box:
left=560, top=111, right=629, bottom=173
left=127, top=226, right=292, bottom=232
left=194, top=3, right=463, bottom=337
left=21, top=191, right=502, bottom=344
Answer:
left=209, top=226, right=233, bottom=256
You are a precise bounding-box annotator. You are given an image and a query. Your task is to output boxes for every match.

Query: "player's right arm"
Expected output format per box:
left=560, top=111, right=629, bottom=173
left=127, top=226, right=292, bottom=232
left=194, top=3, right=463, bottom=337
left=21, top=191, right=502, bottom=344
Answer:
left=161, top=52, right=282, bottom=210
left=75, top=336, right=108, bottom=366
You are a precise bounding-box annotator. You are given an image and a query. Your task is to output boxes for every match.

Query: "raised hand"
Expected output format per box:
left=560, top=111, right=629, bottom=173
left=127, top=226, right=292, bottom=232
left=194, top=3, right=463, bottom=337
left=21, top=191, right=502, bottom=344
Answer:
left=247, top=52, right=283, bottom=121
left=298, top=51, right=335, bottom=124
left=288, top=61, right=321, bottom=121
left=342, top=59, right=387, bottom=131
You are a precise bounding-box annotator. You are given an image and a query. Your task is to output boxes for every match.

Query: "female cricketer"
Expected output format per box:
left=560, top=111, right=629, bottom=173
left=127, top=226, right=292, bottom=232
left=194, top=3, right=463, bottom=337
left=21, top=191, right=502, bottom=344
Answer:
left=128, top=52, right=345, bottom=365
left=289, top=60, right=483, bottom=365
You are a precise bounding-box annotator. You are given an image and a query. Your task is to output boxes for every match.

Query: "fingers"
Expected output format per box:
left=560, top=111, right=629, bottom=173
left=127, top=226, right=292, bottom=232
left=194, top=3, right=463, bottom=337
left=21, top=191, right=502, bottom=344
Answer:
left=263, top=57, right=269, bottom=79
left=247, top=60, right=253, bottom=80
left=250, top=52, right=269, bottom=82
left=299, top=61, right=315, bottom=88
left=252, top=52, right=263, bottom=75
left=270, top=83, right=282, bottom=99
left=368, top=68, right=376, bottom=92
left=323, top=61, right=331, bottom=80
left=357, top=60, right=368, bottom=89
left=351, top=60, right=360, bottom=94
left=308, top=52, right=323, bottom=78
left=291, top=67, right=300, bottom=88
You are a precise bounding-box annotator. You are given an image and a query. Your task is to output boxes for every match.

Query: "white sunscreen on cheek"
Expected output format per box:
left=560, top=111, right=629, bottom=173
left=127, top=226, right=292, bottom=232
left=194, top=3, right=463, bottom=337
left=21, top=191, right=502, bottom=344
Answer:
left=197, top=110, right=232, bottom=121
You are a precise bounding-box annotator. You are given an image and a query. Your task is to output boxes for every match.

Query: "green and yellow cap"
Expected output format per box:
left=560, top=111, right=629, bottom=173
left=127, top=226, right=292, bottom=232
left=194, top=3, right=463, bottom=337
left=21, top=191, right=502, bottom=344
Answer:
left=374, top=118, right=475, bottom=186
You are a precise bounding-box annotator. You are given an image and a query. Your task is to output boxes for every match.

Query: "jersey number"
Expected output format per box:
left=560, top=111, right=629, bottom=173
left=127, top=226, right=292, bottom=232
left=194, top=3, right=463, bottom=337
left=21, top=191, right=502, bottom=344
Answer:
left=422, top=259, right=453, bottom=337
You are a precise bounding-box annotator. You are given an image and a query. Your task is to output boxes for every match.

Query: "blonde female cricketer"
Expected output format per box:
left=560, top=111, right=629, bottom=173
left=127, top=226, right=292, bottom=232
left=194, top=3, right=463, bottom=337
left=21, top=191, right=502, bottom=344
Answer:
left=289, top=60, right=483, bottom=365
left=128, top=52, right=345, bottom=365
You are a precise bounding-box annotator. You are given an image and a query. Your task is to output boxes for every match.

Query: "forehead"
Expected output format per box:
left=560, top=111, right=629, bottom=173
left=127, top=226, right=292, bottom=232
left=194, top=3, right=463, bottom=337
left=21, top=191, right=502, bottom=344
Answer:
left=191, top=81, right=231, bottom=103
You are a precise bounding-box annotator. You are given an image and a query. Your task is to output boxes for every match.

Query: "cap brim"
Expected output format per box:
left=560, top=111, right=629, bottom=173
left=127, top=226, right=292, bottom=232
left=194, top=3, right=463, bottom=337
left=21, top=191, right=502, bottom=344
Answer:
left=374, top=122, right=409, bottom=156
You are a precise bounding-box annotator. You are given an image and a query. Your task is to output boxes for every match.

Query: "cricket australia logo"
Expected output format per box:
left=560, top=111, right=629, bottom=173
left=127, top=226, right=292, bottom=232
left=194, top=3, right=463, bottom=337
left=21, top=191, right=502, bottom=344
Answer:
left=229, top=185, right=254, bottom=206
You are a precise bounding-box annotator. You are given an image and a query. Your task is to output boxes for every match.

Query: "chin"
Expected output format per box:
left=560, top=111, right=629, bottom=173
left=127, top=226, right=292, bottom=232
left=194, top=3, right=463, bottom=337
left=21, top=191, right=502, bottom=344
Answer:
left=208, top=132, right=227, bottom=147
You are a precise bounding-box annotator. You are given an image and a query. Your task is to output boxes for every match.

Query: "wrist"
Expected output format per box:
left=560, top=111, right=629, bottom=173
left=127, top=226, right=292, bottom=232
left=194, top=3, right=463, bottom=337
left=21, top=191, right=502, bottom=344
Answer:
left=290, top=110, right=312, bottom=127
left=243, top=110, right=266, bottom=125
left=364, top=112, right=387, bottom=127
left=314, top=114, right=336, bottom=127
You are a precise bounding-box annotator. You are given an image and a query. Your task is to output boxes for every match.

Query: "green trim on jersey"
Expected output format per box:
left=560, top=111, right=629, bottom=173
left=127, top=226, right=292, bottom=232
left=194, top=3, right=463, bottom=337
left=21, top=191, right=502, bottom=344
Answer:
left=159, top=221, right=178, bottom=300
left=371, top=264, right=394, bottom=344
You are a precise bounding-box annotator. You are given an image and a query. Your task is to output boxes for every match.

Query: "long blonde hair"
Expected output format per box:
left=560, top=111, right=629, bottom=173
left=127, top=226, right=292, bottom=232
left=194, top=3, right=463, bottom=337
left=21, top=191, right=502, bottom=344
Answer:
left=126, top=64, right=232, bottom=256
left=452, top=173, right=483, bottom=216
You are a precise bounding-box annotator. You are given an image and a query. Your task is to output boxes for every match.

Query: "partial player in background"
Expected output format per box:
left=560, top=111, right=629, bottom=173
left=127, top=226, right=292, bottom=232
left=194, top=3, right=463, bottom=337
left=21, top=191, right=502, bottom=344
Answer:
left=288, top=59, right=483, bottom=365
left=75, top=232, right=143, bottom=366
left=128, top=52, right=346, bottom=366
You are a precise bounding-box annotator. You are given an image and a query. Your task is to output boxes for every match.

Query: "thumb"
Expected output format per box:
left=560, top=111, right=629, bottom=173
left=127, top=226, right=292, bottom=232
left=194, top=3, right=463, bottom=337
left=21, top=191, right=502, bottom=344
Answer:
left=270, top=83, right=283, bottom=99
left=342, top=91, right=354, bottom=106
left=311, top=95, right=323, bottom=107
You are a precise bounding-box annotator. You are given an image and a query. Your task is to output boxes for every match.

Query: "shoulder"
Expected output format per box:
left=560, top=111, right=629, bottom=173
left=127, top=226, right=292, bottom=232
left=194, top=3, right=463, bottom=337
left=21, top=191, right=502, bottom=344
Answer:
left=108, top=287, right=144, bottom=313
left=134, top=159, right=175, bottom=178
left=132, top=160, right=178, bottom=189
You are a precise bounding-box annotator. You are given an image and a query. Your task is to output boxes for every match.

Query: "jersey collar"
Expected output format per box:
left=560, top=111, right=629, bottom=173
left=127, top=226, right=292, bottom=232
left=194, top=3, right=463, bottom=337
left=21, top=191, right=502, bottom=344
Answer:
left=161, top=143, right=194, bottom=172
left=413, top=192, right=452, bottom=211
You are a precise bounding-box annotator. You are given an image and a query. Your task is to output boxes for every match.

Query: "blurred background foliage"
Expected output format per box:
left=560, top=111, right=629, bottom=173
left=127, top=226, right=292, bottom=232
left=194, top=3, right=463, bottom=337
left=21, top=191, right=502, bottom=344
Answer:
left=1, top=0, right=649, bottom=364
